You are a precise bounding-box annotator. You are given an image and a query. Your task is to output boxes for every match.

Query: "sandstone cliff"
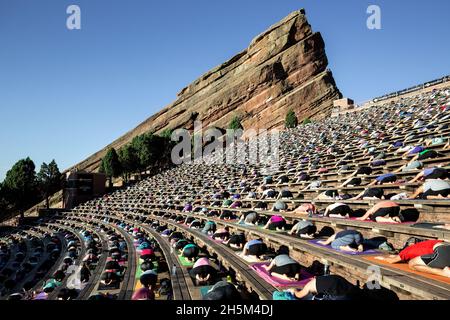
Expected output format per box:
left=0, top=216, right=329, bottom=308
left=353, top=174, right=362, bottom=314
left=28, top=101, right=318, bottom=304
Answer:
left=69, top=9, right=341, bottom=172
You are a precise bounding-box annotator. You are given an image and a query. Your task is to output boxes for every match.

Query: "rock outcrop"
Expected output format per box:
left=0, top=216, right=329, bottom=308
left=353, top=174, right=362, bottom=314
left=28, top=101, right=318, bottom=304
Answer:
left=69, top=9, right=341, bottom=172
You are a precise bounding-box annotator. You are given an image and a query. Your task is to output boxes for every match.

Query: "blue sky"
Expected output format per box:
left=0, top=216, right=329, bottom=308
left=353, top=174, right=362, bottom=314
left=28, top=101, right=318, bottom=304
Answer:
left=0, top=0, right=449, bottom=181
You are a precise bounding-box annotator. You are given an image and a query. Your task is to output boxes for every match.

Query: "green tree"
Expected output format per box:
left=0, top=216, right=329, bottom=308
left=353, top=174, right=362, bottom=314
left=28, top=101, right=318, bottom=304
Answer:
left=37, top=160, right=61, bottom=209
left=228, top=115, right=243, bottom=130
left=302, top=118, right=312, bottom=125
left=98, top=161, right=105, bottom=174
left=101, top=148, right=122, bottom=186
left=0, top=183, right=10, bottom=220
left=132, top=133, right=165, bottom=172
left=118, top=144, right=139, bottom=182
left=3, top=157, right=38, bottom=218
left=285, top=109, right=298, bottom=129
left=159, top=128, right=173, bottom=140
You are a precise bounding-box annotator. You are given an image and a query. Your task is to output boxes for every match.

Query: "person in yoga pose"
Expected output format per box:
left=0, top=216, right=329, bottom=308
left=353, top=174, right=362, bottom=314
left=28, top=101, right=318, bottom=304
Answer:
left=323, top=203, right=354, bottom=218
left=367, top=173, right=397, bottom=186
left=189, top=257, right=218, bottom=285
left=408, top=243, right=450, bottom=278
left=203, top=281, right=241, bottom=300
left=189, top=219, right=202, bottom=229
left=318, top=230, right=364, bottom=253
left=408, top=179, right=450, bottom=199
left=202, top=221, right=216, bottom=235
left=356, top=201, right=403, bottom=223
left=238, top=211, right=259, bottom=225
left=375, top=239, right=445, bottom=264
left=263, top=215, right=286, bottom=231
left=137, top=269, right=158, bottom=299
left=408, top=167, right=448, bottom=183
left=339, top=166, right=373, bottom=188
left=350, top=187, right=385, bottom=200
left=287, top=275, right=360, bottom=300
left=263, top=246, right=302, bottom=281
left=223, top=232, right=246, bottom=249
left=212, top=227, right=230, bottom=241
left=288, top=220, right=317, bottom=239
left=293, top=203, right=317, bottom=215
left=181, top=243, right=200, bottom=263
left=242, top=238, right=267, bottom=260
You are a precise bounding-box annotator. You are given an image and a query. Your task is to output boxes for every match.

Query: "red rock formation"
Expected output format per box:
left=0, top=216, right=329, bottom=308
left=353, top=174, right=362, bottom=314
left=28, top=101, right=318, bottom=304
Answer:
left=68, top=9, right=341, bottom=172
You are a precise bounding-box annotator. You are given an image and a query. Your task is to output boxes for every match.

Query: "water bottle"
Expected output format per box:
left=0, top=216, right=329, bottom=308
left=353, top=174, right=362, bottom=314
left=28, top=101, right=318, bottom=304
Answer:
left=323, top=262, right=330, bottom=275
left=172, top=264, right=177, bottom=276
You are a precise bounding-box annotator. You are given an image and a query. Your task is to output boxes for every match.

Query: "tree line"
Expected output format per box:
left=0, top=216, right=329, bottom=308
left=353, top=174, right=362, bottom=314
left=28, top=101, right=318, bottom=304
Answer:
left=0, top=159, right=62, bottom=221
left=99, top=129, right=175, bottom=185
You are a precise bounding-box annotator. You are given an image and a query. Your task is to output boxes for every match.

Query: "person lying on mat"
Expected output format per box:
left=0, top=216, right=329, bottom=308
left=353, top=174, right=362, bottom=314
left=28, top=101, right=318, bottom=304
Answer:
left=181, top=243, right=200, bottom=263
left=189, top=219, right=202, bottom=229
left=263, top=215, right=286, bottom=231
left=409, top=243, right=450, bottom=278
left=293, top=203, right=317, bottom=215
left=367, top=173, right=397, bottom=186
left=339, top=166, right=373, bottom=188
left=242, top=238, right=268, bottom=260
left=203, top=280, right=241, bottom=300
left=100, top=269, right=121, bottom=287
left=408, top=166, right=448, bottom=183
left=356, top=201, right=403, bottom=223
left=238, top=211, right=259, bottom=225
left=350, top=187, right=385, bottom=200
left=272, top=200, right=288, bottom=212
left=263, top=246, right=302, bottom=281
left=223, top=232, right=246, bottom=249
left=139, top=269, right=158, bottom=297
left=288, top=220, right=317, bottom=239
left=189, top=257, right=218, bottom=285
left=408, top=179, right=450, bottom=199
left=219, top=210, right=236, bottom=220
left=375, top=239, right=445, bottom=264
left=318, top=230, right=364, bottom=253
left=212, top=227, right=231, bottom=241
left=323, top=203, right=354, bottom=218
left=202, top=221, right=216, bottom=235
left=287, top=275, right=361, bottom=300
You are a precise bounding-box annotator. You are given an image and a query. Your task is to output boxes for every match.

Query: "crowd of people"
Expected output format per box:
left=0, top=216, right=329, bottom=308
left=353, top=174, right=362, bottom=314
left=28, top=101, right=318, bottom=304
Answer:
left=1, top=87, right=450, bottom=300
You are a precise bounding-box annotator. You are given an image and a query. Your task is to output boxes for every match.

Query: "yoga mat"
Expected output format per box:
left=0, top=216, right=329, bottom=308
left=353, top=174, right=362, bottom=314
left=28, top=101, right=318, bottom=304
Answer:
left=308, top=239, right=379, bottom=255
left=178, top=255, right=196, bottom=267
left=411, top=223, right=449, bottom=230
left=250, top=262, right=313, bottom=288
left=33, top=292, right=48, bottom=300
left=364, top=256, right=450, bottom=285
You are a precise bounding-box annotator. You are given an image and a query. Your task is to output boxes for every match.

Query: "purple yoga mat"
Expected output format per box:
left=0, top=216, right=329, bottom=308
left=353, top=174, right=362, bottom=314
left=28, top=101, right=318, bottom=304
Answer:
left=308, top=239, right=379, bottom=255
left=250, top=262, right=313, bottom=288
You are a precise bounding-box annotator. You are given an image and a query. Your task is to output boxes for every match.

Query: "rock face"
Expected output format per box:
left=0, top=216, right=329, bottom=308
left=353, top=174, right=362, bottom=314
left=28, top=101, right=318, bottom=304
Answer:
left=69, top=9, right=341, bottom=172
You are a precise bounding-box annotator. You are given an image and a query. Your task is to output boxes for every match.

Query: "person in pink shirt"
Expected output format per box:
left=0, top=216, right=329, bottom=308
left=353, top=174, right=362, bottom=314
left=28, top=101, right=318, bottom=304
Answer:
left=263, top=215, right=286, bottom=231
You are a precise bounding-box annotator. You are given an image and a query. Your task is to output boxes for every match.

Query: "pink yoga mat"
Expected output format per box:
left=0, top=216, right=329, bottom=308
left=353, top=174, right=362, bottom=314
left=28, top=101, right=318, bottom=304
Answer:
left=250, top=262, right=313, bottom=288
left=308, top=239, right=379, bottom=255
